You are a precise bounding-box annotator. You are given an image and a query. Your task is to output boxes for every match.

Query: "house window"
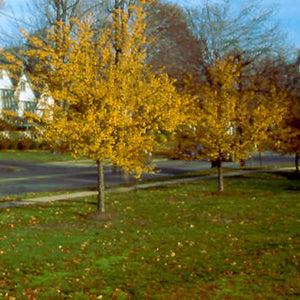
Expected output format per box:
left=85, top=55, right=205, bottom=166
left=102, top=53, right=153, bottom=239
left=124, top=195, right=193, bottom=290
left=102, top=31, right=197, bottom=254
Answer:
left=2, top=89, right=14, bottom=101
left=24, top=102, right=36, bottom=113
left=20, top=81, right=26, bottom=91
left=2, top=90, right=17, bottom=112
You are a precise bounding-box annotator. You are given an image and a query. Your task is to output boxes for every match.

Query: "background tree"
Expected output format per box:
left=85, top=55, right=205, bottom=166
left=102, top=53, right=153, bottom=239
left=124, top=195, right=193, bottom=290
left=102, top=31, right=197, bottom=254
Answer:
left=186, top=57, right=288, bottom=192
left=263, top=54, right=300, bottom=173
left=26, top=0, right=181, bottom=215
left=0, top=0, right=107, bottom=68
left=186, top=0, right=287, bottom=73
left=1, top=0, right=201, bottom=84
left=181, top=0, right=290, bottom=99
left=275, top=99, right=300, bottom=174
left=144, top=0, right=201, bottom=87
left=175, top=0, right=292, bottom=164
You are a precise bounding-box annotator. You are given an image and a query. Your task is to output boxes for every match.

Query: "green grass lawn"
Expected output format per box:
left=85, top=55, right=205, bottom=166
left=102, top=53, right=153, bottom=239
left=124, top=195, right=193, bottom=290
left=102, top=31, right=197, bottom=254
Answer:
left=0, top=172, right=299, bottom=299
left=0, top=151, right=75, bottom=162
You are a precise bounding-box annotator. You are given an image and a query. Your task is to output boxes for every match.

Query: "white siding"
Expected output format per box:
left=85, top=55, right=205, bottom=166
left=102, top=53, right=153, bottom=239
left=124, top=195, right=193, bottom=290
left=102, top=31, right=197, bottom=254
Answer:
left=17, top=74, right=36, bottom=102
left=0, top=70, right=14, bottom=90
left=36, top=88, right=54, bottom=119
left=15, top=74, right=36, bottom=116
left=0, top=70, right=15, bottom=114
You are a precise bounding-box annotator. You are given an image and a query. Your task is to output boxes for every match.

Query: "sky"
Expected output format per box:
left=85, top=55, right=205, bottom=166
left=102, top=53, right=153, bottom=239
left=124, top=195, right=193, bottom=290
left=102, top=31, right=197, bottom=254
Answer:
left=175, top=0, right=300, bottom=49
left=0, top=0, right=300, bottom=49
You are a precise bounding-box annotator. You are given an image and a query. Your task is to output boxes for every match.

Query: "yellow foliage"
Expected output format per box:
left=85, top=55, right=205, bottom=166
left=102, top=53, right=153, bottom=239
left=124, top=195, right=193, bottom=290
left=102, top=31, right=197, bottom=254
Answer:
left=2, top=110, right=18, bottom=119
left=269, top=95, right=300, bottom=155
left=22, top=111, right=42, bottom=126
left=27, top=0, right=182, bottom=176
left=186, top=57, right=289, bottom=162
left=0, top=50, right=22, bottom=79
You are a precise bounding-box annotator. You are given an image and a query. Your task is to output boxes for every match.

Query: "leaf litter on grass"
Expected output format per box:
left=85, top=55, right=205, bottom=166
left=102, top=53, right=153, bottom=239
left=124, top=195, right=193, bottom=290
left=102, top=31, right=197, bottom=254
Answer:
left=0, top=172, right=299, bottom=299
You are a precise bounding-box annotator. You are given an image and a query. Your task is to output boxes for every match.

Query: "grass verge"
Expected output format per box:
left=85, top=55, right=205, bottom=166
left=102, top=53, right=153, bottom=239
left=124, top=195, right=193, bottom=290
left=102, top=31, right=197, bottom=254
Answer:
left=0, top=172, right=299, bottom=299
left=0, top=151, right=74, bottom=162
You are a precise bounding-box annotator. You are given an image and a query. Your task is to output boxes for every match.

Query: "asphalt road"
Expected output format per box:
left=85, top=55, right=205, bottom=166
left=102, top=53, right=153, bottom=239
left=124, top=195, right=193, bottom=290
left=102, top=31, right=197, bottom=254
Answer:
left=0, top=152, right=295, bottom=197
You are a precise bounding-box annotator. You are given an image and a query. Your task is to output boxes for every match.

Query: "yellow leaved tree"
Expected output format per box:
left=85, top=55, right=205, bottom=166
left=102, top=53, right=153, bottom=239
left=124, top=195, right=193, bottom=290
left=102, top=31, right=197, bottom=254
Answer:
left=26, top=0, right=181, bottom=215
left=269, top=95, right=300, bottom=174
left=186, top=57, right=288, bottom=191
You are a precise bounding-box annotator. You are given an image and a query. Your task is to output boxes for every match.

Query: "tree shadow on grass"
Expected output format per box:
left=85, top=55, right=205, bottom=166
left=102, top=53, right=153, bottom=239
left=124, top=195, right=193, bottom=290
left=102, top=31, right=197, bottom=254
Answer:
left=285, top=186, right=300, bottom=191
left=270, top=171, right=300, bottom=191
left=274, top=171, right=300, bottom=180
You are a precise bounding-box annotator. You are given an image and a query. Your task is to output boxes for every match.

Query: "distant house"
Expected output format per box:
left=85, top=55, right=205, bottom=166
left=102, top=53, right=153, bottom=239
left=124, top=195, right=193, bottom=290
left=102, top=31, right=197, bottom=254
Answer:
left=0, top=69, right=54, bottom=121
left=36, top=86, right=54, bottom=119
left=0, top=69, right=17, bottom=113
left=14, top=73, right=37, bottom=116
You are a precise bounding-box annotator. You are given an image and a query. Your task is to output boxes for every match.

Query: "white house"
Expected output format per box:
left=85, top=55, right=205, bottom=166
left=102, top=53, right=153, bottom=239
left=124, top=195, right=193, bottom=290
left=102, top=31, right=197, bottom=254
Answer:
left=14, top=73, right=36, bottom=116
left=0, top=69, right=54, bottom=120
left=36, top=85, right=54, bottom=119
left=0, top=69, right=16, bottom=113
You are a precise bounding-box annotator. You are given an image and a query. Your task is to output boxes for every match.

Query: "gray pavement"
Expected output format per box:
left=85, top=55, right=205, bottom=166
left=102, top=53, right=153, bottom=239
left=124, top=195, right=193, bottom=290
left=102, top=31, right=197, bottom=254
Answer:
left=0, top=152, right=295, bottom=197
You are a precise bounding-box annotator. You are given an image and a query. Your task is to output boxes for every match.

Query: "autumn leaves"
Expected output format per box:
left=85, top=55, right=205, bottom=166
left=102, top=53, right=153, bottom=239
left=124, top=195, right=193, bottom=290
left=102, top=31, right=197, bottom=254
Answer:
left=15, top=1, right=290, bottom=203
left=185, top=58, right=289, bottom=191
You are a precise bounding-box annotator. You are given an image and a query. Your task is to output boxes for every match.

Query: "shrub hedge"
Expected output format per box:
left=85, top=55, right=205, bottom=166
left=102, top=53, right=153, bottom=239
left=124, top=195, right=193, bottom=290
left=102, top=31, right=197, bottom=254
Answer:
left=0, top=131, right=50, bottom=151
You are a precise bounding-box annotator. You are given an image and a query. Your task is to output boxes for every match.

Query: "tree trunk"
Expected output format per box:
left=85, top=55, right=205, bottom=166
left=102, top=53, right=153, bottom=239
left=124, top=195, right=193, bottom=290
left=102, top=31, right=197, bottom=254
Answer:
left=96, top=160, right=105, bottom=212
left=211, top=160, right=218, bottom=168
left=240, top=159, right=246, bottom=168
left=123, top=169, right=130, bottom=183
left=296, top=153, right=299, bottom=174
left=217, top=159, right=224, bottom=192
